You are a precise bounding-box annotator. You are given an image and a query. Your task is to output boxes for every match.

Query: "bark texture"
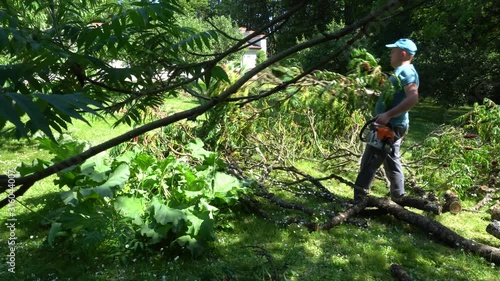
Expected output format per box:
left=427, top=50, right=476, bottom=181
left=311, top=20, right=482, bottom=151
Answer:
left=390, top=263, right=413, bottom=281
left=486, top=221, right=500, bottom=240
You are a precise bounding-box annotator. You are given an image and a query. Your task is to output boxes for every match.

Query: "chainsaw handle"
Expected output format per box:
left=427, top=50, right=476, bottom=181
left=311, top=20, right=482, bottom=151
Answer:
left=359, top=118, right=376, bottom=142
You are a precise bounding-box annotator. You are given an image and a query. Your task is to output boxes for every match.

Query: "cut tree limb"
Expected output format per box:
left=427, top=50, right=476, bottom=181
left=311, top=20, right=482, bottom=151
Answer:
left=442, top=190, right=462, bottom=214
left=393, top=195, right=442, bottom=215
left=368, top=196, right=500, bottom=264
left=467, top=186, right=495, bottom=211
left=321, top=197, right=369, bottom=230
left=486, top=221, right=500, bottom=240
left=390, top=263, right=413, bottom=281
left=491, top=205, right=500, bottom=221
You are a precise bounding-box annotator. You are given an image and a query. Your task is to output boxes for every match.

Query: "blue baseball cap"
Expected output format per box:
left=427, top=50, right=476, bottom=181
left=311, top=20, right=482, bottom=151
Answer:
left=385, top=38, right=417, bottom=55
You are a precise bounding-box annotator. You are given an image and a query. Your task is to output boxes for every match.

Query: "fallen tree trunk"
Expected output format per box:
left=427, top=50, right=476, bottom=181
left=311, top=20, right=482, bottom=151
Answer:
left=368, top=196, right=500, bottom=264
left=232, top=164, right=500, bottom=265
left=486, top=221, right=500, bottom=240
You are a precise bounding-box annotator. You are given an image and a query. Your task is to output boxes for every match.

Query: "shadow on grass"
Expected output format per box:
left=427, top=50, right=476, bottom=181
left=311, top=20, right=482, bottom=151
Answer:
left=0, top=134, right=41, bottom=153
left=191, top=209, right=498, bottom=281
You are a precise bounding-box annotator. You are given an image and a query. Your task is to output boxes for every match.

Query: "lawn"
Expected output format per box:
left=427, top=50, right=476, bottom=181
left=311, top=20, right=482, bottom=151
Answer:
left=1, top=98, right=498, bottom=281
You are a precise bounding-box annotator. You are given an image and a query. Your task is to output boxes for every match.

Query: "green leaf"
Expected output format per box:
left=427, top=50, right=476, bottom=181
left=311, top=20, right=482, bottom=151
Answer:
left=17, top=159, right=51, bottom=177
left=198, top=198, right=219, bottom=218
left=185, top=211, right=204, bottom=237
left=214, top=172, right=241, bottom=195
left=175, top=235, right=203, bottom=257
left=140, top=223, right=171, bottom=244
left=114, top=196, right=145, bottom=225
left=34, top=93, right=90, bottom=124
left=96, top=163, right=130, bottom=190
left=80, top=185, right=113, bottom=199
left=186, top=138, right=211, bottom=160
left=48, top=222, right=62, bottom=246
left=0, top=94, right=26, bottom=136
left=6, top=92, right=54, bottom=139
left=200, top=31, right=212, bottom=48
left=60, top=191, right=78, bottom=207
left=185, top=209, right=215, bottom=241
left=80, top=156, right=110, bottom=183
left=211, top=65, right=230, bottom=83
left=153, top=199, right=186, bottom=227
left=133, top=153, right=156, bottom=170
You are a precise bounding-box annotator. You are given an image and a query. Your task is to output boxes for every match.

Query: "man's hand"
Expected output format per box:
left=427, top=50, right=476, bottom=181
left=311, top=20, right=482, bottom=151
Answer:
left=375, top=112, right=391, bottom=125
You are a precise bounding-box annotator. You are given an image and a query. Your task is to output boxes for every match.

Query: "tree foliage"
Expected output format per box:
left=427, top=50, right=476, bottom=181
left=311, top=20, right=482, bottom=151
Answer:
left=0, top=0, right=239, bottom=138
left=206, top=0, right=499, bottom=105
left=410, top=99, right=500, bottom=198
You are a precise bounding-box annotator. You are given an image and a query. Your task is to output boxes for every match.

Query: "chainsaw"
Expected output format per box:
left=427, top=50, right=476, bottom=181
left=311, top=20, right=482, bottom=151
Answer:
left=359, top=118, right=396, bottom=156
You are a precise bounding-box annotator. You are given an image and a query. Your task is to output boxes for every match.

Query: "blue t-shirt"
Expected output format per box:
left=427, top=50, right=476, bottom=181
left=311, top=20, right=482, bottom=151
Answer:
left=375, top=64, right=419, bottom=127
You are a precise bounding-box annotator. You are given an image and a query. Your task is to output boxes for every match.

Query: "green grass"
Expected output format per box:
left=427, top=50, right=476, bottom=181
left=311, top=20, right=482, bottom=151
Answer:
left=1, top=98, right=498, bottom=280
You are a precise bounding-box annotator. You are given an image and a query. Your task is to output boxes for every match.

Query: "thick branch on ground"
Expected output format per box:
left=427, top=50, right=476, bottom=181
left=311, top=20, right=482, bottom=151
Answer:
left=278, top=217, right=318, bottom=232
left=390, top=263, right=413, bottom=281
left=239, top=197, right=272, bottom=220
left=467, top=186, right=496, bottom=212
left=394, top=196, right=442, bottom=215
left=257, top=189, right=315, bottom=216
left=318, top=173, right=442, bottom=215
left=486, top=221, right=500, bottom=240
left=320, top=197, right=369, bottom=230
left=369, top=196, right=500, bottom=264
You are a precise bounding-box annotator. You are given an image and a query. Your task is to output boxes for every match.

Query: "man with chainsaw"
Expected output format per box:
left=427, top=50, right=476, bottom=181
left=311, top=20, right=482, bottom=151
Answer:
left=353, top=38, right=419, bottom=203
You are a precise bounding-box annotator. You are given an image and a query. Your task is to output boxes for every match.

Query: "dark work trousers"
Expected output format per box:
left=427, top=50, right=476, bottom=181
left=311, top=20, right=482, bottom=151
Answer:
left=354, top=126, right=408, bottom=200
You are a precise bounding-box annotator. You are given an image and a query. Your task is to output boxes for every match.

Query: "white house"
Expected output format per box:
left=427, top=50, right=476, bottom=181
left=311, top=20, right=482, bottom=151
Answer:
left=239, top=27, right=267, bottom=70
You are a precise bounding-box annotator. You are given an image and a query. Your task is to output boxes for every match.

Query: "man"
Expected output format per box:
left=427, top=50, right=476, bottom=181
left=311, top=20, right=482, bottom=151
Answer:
left=353, top=38, right=420, bottom=203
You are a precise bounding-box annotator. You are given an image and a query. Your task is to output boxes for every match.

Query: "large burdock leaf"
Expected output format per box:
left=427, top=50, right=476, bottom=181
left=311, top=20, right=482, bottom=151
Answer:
left=80, top=163, right=130, bottom=199
left=140, top=223, right=171, bottom=244
left=152, top=198, right=186, bottom=227
left=48, top=222, right=65, bottom=246
left=213, top=172, right=242, bottom=204
left=114, top=196, right=145, bottom=225
left=96, top=163, right=130, bottom=190
left=175, top=235, right=203, bottom=257
left=186, top=138, right=211, bottom=160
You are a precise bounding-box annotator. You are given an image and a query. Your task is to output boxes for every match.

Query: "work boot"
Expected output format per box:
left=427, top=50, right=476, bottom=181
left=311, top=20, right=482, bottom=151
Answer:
left=391, top=193, right=404, bottom=202
left=352, top=186, right=369, bottom=204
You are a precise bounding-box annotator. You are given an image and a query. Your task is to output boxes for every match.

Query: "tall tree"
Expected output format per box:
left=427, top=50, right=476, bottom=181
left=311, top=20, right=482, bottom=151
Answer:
left=410, top=0, right=499, bottom=104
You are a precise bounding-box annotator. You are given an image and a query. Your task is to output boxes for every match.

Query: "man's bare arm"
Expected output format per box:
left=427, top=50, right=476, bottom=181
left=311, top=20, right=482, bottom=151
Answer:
left=375, top=83, right=419, bottom=125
